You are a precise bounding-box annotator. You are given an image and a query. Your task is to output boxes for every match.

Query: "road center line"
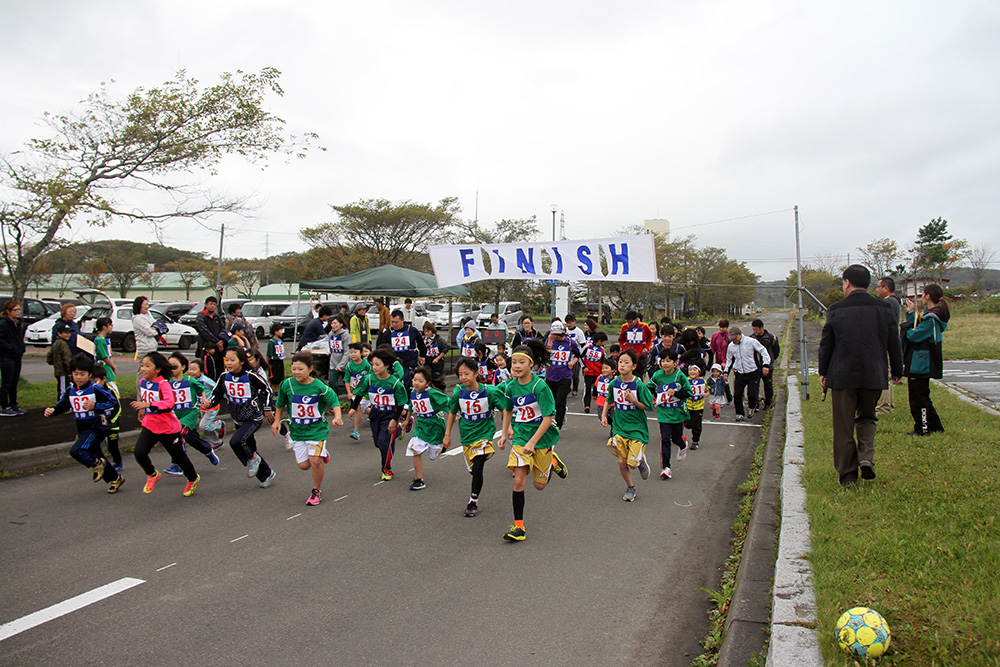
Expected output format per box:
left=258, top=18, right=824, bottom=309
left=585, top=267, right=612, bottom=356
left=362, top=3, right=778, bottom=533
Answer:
left=286, top=513, right=302, bottom=520
left=333, top=495, right=348, bottom=502
left=230, top=535, right=249, bottom=543
left=155, top=563, right=176, bottom=572
left=373, top=480, right=385, bottom=486
left=0, top=577, right=145, bottom=643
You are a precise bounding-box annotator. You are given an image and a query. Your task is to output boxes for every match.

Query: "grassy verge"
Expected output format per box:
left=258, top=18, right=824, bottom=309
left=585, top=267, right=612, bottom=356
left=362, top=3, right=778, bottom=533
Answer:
left=18, top=374, right=139, bottom=408
left=941, top=312, right=1000, bottom=359
left=801, top=376, right=1000, bottom=665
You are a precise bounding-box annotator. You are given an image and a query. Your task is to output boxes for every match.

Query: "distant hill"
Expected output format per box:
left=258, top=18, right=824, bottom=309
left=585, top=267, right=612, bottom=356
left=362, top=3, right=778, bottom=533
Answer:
left=42, top=240, right=207, bottom=269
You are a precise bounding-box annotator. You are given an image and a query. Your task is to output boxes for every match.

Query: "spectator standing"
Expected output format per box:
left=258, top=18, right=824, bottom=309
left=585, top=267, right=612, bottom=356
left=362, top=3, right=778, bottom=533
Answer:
left=297, top=306, right=331, bottom=351
left=375, top=298, right=391, bottom=334
left=401, top=298, right=415, bottom=324
left=51, top=303, right=81, bottom=357
left=350, top=304, right=371, bottom=344
left=750, top=318, right=780, bottom=410
left=309, top=296, right=323, bottom=319
left=194, top=296, right=225, bottom=381
left=511, top=315, right=542, bottom=348
left=818, top=265, right=903, bottom=486
left=132, top=296, right=159, bottom=397
left=0, top=301, right=27, bottom=416
left=875, top=277, right=902, bottom=415
left=376, top=309, right=427, bottom=389
left=723, top=326, right=771, bottom=421
left=901, top=284, right=949, bottom=436
left=328, top=314, right=353, bottom=395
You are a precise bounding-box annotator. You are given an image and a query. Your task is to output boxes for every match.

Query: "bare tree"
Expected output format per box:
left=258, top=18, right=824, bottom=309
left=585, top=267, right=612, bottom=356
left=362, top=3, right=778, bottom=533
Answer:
left=139, top=267, right=167, bottom=299
left=857, top=238, right=901, bottom=281
left=967, top=242, right=998, bottom=313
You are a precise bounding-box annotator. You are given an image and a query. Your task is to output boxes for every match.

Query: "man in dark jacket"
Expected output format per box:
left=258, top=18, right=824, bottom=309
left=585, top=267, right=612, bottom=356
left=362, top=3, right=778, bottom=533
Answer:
left=751, top=319, right=780, bottom=410
left=297, top=306, right=331, bottom=350
left=818, top=265, right=903, bottom=486
left=194, top=297, right=225, bottom=380
left=376, top=309, right=427, bottom=389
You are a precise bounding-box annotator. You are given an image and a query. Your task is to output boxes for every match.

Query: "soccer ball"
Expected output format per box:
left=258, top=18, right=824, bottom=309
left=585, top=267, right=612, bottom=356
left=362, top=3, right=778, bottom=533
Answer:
left=835, top=607, right=891, bottom=657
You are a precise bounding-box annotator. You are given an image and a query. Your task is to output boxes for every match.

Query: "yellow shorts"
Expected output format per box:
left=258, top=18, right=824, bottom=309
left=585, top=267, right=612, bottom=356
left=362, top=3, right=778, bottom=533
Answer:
left=463, top=439, right=495, bottom=470
left=606, top=435, right=646, bottom=467
left=506, top=444, right=553, bottom=485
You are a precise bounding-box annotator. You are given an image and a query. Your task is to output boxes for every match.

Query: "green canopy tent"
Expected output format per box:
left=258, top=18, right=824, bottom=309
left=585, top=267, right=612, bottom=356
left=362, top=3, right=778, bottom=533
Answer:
left=296, top=265, right=472, bottom=347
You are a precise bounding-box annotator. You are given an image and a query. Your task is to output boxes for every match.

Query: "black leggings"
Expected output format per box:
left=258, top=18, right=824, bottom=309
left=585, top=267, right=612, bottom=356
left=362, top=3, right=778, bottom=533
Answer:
left=582, top=374, right=597, bottom=409
left=546, top=378, right=572, bottom=428
left=230, top=421, right=273, bottom=481
left=134, top=428, right=197, bottom=481
left=470, top=454, right=488, bottom=498
left=908, top=377, right=944, bottom=434
left=687, top=409, right=704, bottom=443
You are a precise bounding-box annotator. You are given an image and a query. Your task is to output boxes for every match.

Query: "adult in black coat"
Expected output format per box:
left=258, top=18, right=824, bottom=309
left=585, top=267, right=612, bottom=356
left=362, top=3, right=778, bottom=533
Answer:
left=376, top=309, right=427, bottom=389
left=194, top=296, right=225, bottom=380
left=818, top=265, right=903, bottom=486
left=297, top=306, right=332, bottom=350
left=0, top=300, right=27, bottom=416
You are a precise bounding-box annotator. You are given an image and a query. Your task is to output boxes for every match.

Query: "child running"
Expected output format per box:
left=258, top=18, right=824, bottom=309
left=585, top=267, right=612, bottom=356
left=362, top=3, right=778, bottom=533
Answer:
left=348, top=348, right=409, bottom=481
left=345, top=342, right=372, bottom=441
left=647, top=348, right=692, bottom=480
left=494, top=353, right=511, bottom=384
left=474, top=341, right=498, bottom=385
left=266, top=323, right=285, bottom=390
left=581, top=331, right=608, bottom=413
left=272, top=351, right=343, bottom=505
left=93, top=317, right=118, bottom=394
left=404, top=366, right=449, bottom=490
left=190, top=359, right=224, bottom=448
left=600, top=350, right=653, bottom=501
left=443, top=357, right=506, bottom=517
left=706, top=364, right=727, bottom=420
left=164, top=352, right=221, bottom=475
left=596, top=357, right=616, bottom=437
left=686, top=363, right=706, bottom=450
left=131, top=352, right=200, bottom=496
left=499, top=338, right=567, bottom=542
left=90, top=365, right=123, bottom=473
left=202, top=347, right=277, bottom=488
left=43, top=355, right=124, bottom=493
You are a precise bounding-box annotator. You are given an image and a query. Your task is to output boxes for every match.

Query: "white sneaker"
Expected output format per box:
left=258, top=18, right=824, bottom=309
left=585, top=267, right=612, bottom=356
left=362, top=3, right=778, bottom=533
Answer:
left=660, top=467, right=672, bottom=479
left=677, top=442, right=689, bottom=462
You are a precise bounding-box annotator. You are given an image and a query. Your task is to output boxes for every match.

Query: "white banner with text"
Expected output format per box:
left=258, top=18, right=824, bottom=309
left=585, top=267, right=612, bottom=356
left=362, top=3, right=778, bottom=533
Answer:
left=429, top=235, right=658, bottom=287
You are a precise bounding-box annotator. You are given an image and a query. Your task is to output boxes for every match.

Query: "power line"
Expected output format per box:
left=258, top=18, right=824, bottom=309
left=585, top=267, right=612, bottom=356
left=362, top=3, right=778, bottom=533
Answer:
left=671, top=208, right=796, bottom=231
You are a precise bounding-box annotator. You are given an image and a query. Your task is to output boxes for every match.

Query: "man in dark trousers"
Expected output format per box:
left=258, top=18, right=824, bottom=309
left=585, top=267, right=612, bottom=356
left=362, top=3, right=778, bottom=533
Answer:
left=194, top=296, right=225, bottom=380
left=376, top=309, right=427, bottom=389
left=751, top=318, right=780, bottom=410
left=818, top=265, right=903, bottom=486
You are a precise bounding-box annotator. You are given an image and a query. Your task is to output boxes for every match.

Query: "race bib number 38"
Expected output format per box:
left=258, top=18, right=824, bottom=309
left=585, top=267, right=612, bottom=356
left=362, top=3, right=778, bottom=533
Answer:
left=410, top=391, right=434, bottom=417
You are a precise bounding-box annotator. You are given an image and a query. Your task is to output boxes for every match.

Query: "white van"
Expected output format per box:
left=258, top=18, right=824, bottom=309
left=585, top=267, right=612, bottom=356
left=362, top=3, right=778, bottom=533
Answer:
left=477, top=301, right=523, bottom=328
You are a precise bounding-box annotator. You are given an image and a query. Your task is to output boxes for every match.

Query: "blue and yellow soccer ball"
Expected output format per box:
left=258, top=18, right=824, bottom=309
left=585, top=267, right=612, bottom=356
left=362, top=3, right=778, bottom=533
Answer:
left=835, top=607, right=891, bottom=657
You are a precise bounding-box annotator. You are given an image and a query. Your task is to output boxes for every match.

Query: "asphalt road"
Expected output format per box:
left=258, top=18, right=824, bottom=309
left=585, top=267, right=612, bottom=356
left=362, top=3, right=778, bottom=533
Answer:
left=940, top=359, right=1000, bottom=407
left=1, top=402, right=764, bottom=665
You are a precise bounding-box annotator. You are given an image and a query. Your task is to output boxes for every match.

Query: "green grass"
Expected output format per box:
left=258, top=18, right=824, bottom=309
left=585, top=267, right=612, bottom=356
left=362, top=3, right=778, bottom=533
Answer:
left=941, top=313, right=1000, bottom=360
left=18, top=374, right=139, bottom=408
left=800, top=376, right=1000, bottom=665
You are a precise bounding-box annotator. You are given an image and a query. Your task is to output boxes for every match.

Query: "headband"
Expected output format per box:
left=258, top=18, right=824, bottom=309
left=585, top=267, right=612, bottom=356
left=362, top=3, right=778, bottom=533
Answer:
left=512, top=351, right=534, bottom=362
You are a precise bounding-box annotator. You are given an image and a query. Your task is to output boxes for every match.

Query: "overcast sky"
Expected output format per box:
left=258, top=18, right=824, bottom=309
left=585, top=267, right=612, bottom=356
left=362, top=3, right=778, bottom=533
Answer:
left=3, top=0, right=999, bottom=281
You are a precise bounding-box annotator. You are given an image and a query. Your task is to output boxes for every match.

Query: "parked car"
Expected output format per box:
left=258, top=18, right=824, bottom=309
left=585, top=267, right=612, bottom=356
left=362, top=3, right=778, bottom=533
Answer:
left=270, top=302, right=315, bottom=341
left=74, top=289, right=199, bottom=353
left=178, top=299, right=252, bottom=326
left=0, top=295, right=56, bottom=330
left=431, top=303, right=474, bottom=328
left=24, top=306, right=92, bottom=347
left=240, top=300, right=293, bottom=339
left=476, top=301, right=523, bottom=328
left=586, top=302, right=613, bottom=325
left=154, top=301, right=197, bottom=323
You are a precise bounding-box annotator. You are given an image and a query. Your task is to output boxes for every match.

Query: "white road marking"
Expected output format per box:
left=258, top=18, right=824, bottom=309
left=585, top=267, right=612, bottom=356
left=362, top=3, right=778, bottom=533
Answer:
left=155, top=563, right=176, bottom=572
left=674, top=501, right=693, bottom=507
left=441, top=447, right=464, bottom=457
left=564, top=411, right=761, bottom=427
left=0, top=577, right=145, bottom=642
left=373, top=480, right=385, bottom=486
left=230, top=534, right=249, bottom=543
left=286, top=513, right=302, bottom=520
left=333, top=495, right=348, bottom=502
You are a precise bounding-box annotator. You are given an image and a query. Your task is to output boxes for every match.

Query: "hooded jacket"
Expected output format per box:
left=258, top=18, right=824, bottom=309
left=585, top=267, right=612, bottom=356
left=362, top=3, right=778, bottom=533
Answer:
left=902, top=306, right=949, bottom=379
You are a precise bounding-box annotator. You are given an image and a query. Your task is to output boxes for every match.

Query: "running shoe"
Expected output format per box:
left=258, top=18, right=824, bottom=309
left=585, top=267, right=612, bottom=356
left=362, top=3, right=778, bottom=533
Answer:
left=0, top=407, right=15, bottom=417
left=13, top=407, right=27, bottom=415
left=92, top=459, right=105, bottom=483
left=218, top=422, right=226, bottom=441
left=409, top=478, right=426, bottom=491
left=691, top=441, right=700, bottom=451
left=677, top=442, right=689, bottom=462
left=859, top=461, right=876, bottom=480
left=381, top=470, right=394, bottom=481
left=113, top=463, right=124, bottom=473
left=464, top=501, right=479, bottom=517
left=349, top=430, right=360, bottom=441
left=551, top=451, right=568, bottom=479
left=183, top=475, right=200, bottom=497
left=660, top=467, right=672, bottom=480
left=584, top=406, right=590, bottom=413
left=735, top=415, right=746, bottom=422
left=260, top=470, right=276, bottom=488
left=143, top=472, right=161, bottom=494
left=306, top=489, right=322, bottom=506
left=107, top=475, right=124, bottom=494
left=503, top=525, right=526, bottom=541
left=637, top=458, right=650, bottom=480
left=208, top=450, right=220, bottom=466
left=622, top=486, right=637, bottom=502
left=747, top=408, right=756, bottom=419
left=247, top=454, right=261, bottom=478
left=164, top=463, right=184, bottom=476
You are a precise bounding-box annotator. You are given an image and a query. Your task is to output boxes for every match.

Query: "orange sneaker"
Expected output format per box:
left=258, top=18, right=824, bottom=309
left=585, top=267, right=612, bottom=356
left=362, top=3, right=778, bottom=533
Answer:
left=183, top=474, right=200, bottom=497
left=143, top=472, right=161, bottom=494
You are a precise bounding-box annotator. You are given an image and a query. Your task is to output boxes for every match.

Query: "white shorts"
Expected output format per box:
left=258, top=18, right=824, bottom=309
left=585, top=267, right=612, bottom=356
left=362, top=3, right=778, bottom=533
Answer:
left=708, top=396, right=725, bottom=406
left=291, top=440, right=329, bottom=464
left=406, top=436, right=442, bottom=460
left=358, top=398, right=371, bottom=412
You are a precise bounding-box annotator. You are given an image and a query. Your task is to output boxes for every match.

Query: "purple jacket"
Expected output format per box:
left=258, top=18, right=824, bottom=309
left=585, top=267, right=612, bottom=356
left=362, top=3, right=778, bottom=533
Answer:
left=545, top=336, right=581, bottom=382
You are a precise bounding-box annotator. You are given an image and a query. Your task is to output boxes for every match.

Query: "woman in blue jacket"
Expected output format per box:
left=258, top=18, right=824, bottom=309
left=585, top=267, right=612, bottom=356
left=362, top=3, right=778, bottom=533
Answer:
left=902, top=284, right=949, bottom=435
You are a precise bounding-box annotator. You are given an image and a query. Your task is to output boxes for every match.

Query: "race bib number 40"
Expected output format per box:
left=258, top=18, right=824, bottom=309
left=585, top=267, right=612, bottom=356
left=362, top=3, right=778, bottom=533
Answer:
left=369, top=387, right=396, bottom=410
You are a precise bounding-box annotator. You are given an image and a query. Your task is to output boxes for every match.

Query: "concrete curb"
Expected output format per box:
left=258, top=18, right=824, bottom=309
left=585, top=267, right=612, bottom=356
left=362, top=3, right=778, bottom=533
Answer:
left=934, top=378, right=1000, bottom=416
left=716, top=382, right=785, bottom=666
left=766, top=376, right=823, bottom=666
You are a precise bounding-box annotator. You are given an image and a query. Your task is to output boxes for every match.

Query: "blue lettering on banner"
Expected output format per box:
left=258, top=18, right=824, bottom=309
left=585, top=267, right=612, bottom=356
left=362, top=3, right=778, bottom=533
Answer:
left=460, top=248, right=476, bottom=277
left=515, top=248, right=535, bottom=274
left=577, top=246, right=593, bottom=275
left=609, top=243, right=629, bottom=275
left=490, top=249, right=506, bottom=272
left=550, top=247, right=563, bottom=273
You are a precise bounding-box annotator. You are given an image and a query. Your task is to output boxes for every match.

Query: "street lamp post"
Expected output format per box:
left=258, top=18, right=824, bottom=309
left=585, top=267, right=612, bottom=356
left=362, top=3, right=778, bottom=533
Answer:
left=550, top=204, right=558, bottom=317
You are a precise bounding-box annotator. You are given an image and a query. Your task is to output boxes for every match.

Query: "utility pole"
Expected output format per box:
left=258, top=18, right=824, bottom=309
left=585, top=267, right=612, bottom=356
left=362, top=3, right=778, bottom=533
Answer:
left=550, top=204, right=558, bottom=317
left=264, top=232, right=270, bottom=285
left=216, top=223, right=225, bottom=302
left=794, top=206, right=809, bottom=400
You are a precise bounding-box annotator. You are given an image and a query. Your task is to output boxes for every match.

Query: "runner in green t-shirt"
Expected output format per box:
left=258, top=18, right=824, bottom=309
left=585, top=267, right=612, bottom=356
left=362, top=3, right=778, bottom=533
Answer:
left=601, top=349, right=654, bottom=502
left=349, top=349, right=409, bottom=481
left=93, top=318, right=117, bottom=386
left=273, top=351, right=343, bottom=506
left=345, top=343, right=372, bottom=441
left=646, top=347, right=692, bottom=480
left=443, top=357, right=508, bottom=517
left=167, top=352, right=220, bottom=472
left=498, top=338, right=567, bottom=542
left=403, top=367, right=450, bottom=490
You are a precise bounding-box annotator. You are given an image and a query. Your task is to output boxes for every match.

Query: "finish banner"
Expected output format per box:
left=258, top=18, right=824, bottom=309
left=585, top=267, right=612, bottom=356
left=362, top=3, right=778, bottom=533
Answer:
left=429, top=234, right=658, bottom=287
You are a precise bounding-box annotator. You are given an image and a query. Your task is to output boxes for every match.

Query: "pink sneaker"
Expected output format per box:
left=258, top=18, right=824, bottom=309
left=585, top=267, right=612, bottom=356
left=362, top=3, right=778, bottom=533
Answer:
left=306, top=490, right=322, bottom=506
